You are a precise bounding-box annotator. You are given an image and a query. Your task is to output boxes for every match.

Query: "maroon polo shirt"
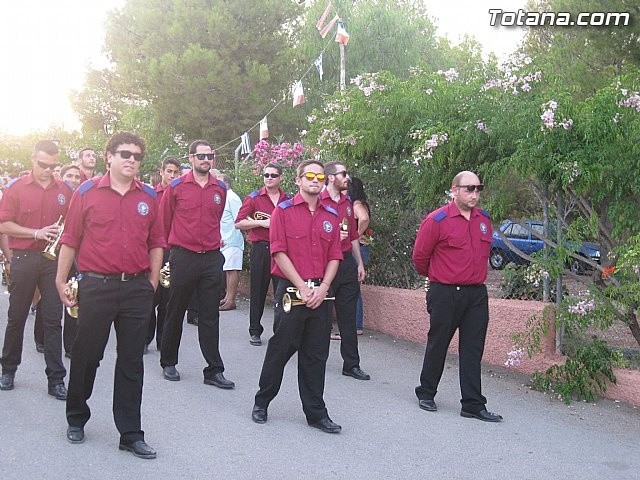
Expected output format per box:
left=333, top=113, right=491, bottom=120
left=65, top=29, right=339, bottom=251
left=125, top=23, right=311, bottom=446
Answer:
left=269, top=193, right=342, bottom=280
left=236, top=187, right=289, bottom=243
left=0, top=173, right=72, bottom=250
left=60, top=173, right=165, bottom=274
left=412, top=201, right=493, bottom=285
left=319, top=189, right=359, bottom=253
left=154, top=182, right=167, bottom=208
left=160, top=171, right=226, bottom=252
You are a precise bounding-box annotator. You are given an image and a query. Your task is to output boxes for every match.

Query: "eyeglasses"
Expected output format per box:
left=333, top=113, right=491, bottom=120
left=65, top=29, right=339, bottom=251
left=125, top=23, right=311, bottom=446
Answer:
left=37, top=160, right=61, bottom=171
left=263, top=173, right=281, bottom=179
left=301, top=172, right=326, bottom=181
left=192, top=153, right=215, bottom=161
left=115, top=150, right=144, bottom=162
left=331, top=170, right=348, bottom=177
left=456, top=184, right=484, bottom=192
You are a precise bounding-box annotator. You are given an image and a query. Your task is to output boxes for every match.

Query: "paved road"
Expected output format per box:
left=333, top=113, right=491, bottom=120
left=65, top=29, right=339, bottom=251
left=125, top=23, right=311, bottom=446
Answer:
left=0, top=291, right=638, bottom=480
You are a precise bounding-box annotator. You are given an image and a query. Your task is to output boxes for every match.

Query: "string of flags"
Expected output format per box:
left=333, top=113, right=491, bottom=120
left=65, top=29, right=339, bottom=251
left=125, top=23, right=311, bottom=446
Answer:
left=216, top=1, right=350, bottom=155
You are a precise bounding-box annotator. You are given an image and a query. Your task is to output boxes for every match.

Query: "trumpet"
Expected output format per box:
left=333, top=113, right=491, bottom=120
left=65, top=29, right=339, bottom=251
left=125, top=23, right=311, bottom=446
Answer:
left=65, top=276, right=79, bottom=318
left=282, top=282, right=335, bottom=313
left=159, top=262, right=171, bottom=288
left=42, top=215, right=64, bottom=260
left=340, top=218, right=349, bottom=232
left=248, top=211, right=271, bottom=221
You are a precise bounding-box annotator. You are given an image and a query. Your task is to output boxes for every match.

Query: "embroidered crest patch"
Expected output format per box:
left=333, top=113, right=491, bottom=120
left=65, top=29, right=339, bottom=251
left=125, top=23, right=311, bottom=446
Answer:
left=57, top=193, right=66, bottom=205
left=480, top=222, right=488, bottom=234
left=137, top=201, right=150, bottom=216
left=323, top=221, right=333, bottom=233
left=214, top=193, right=222, bottom=205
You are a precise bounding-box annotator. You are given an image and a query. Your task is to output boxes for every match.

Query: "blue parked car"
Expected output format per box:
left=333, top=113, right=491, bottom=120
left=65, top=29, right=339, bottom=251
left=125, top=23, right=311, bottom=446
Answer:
left=489, top=220, right=601, bottom=274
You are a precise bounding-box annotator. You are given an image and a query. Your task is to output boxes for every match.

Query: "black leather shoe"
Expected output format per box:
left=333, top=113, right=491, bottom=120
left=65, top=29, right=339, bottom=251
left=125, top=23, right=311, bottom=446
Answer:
left=419, top=399, right=437, bottom=412
left=250, top=335, right=262, bottom=346
left=252, top=405, right=268, bottom=424
left=48, top=383, right=67, bottom=400
left=163, top=366, right=180, bottom=381
left=342, top=366, right=370, bottom=380
left=0, top=373, right=14, bottom=391
left=119, top=440, right=157, bottom=459
left=203, top=372, right=235, bottom=389
left=460, top=408, right=503, bottom=422
left=66, top=426, right=85, bottom=444
left=35, top=343, right=45, bottom=353
left=308, top=417, right=342, bottom=434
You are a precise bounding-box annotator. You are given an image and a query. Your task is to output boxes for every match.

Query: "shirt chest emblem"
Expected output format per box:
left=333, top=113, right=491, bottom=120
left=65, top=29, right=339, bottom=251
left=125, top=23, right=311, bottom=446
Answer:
left=213, top=193, right=222, bottom=205
left=479, top=222, right=488, bottom=234
left=346, top=206, right=352, bottom=217
left=137, top=201, right=150, bottom=216
left=57, top=193, right=66, bottom=205
left=323, top=221, right=333, bottom=233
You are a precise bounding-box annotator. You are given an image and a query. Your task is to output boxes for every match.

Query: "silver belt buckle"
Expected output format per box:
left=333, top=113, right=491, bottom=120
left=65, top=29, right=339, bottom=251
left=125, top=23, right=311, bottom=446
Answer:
left=121, top=272, right=129, bottom=281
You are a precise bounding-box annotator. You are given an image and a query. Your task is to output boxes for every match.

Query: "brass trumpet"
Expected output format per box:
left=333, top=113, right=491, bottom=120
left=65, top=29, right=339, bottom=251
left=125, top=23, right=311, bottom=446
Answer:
left=282, top=283, right=335, bottom=313
left=340, top=218, right=349, bottom=232
left=65, top=276, right=79, bottom=318
left=248, top=211, right=271, bottom=221
left=159, top=262, right=171, bottom=288
left=42, top=215, right=64, bottom=260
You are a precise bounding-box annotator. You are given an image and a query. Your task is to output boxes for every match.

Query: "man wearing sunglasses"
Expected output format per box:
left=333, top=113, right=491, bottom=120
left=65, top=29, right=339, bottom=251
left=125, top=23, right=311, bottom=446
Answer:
left=252, top=159, right=343, bottom=434
left=0, top=140, right=71, bottom=399
left=412, top=171, right=502, bottom=422
left=319, top=162, right=370, bottom=381
left=235, top=163, right=290, bottom=346
left=56, top=131, right=164, bottom=458
left=159, top=140, right=235, bottom=390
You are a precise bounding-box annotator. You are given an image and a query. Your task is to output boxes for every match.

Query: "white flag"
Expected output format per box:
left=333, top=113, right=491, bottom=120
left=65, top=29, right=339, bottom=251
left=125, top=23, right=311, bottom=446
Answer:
left=315, top=54, right=323, bottom=81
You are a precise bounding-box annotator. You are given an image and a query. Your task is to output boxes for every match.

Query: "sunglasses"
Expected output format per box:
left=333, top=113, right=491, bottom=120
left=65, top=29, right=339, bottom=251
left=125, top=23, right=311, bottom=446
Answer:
left=192, top=153, right=216, bottom=161
left=301, top=172, right=326, bottom=182
left=456, top=184, right=484, bottom=192
left=115, top=150, right=144, bottom=161
left=37, top=160, right=61, bottom=171
left=263, top=173, right=280, bottom=179
left=331, top=170, right=348, bottom=177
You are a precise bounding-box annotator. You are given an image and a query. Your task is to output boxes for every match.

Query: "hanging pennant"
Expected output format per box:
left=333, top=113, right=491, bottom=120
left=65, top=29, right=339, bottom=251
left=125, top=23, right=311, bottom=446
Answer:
left=292, top=82, right=305, bottom=107
left=316, top=1, right=334, bottom=30
left=260, top=117, right=269, bottom=140
left=335, top=20, right=350, bottom=45
left=314, top=53, right=324, bottom=81
left=240, top=132, right=251, bottom=154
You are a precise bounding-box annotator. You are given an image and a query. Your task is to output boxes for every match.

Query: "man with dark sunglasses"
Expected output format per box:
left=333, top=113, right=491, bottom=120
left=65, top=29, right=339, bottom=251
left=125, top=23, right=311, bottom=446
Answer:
left=159, top=140, right=235, bottom=390
left=252, top=159, right=343, bottom=434
left=320, top=162, right=370, bottom=381
left=0, top=140, right=71, bottom=399
left=56, top=131, right=164, bottom=458
left=235, top=162, right=290, bottom=346
left=412, top=171, right=502, bottom=422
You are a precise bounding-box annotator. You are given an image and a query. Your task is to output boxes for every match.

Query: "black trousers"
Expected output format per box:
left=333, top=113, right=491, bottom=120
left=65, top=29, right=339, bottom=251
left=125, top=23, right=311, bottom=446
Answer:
left=415, top=283, right=489, bottom=412
left=249, top=241, right=279, bottom=337
left=330, top=253, right=361, bottom=371
left=160, top=248, right=225, bottom=378
left=254, top=279, right=331, bottom=423
left=1, top=250, right=65, bottom=386
left=66, top=275, right=153, bottom=443
left=146, top=250, right=170, bottom=349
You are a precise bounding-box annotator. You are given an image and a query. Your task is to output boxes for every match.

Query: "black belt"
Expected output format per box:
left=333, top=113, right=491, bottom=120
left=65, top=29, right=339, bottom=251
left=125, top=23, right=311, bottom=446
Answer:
left=171, top=245, right=218, bottom=254
left=304, top=278, right=323, bottom=287
left=83, top=271, right=146, bottom=282
left=432, top=282, right=483, bottom=290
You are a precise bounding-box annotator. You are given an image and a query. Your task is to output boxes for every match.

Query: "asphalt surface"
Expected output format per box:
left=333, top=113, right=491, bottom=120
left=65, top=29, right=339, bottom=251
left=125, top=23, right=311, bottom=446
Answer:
left=0, top=291, right=639, bottom=480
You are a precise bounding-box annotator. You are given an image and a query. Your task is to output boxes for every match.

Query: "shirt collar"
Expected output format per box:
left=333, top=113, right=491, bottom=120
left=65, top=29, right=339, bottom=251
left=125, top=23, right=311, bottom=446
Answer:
left=97, top=172, right=142, bottom=192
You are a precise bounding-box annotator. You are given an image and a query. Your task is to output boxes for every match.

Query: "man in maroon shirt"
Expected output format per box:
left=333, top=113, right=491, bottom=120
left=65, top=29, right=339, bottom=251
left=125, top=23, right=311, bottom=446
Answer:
left=159, top=140, right=235, bottom=389
left=0, top=140, right=71, bottom=399
left=56, top=131, right=164, bottom=458
left=252, top=159, right=343, bottom=434
left=412, top=170, right=502, bottom=422
left=145, top=156, right=180, bottom=353
left=77, top=148, right=97, bottom=183
left=235, top=162, right=290, bottom=346
left=319, top=161, right=370, bottom=381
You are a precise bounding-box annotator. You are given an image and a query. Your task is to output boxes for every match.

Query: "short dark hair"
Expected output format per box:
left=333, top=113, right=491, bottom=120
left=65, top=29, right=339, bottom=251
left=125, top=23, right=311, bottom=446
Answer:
left=323, top=161, right=344, bottom=176
left=296, top=159, right=324, bottom=177
left=78, top=147, right=95, bottom=159
left=162, top=156, right=181, bottom=170
left=263, top=162, right=283, bottom=175
left=348, top=176, right=367, bottom=203
left=188, top=139, right=212, bottom=155
left=60, top=164, right=80, bottom=177
left=104, top=132, right=146, bottom=161
left=34, top=140, right=59, bottom=156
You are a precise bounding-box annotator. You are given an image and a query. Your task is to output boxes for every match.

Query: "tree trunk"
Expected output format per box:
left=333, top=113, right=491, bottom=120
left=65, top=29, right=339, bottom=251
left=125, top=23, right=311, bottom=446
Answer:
left=627, top=308, right=640, bottom=347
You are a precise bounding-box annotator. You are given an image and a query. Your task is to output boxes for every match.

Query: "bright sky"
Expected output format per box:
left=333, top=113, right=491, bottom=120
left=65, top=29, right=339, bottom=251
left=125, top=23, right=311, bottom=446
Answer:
left=0, top=0, right=525, bottom=136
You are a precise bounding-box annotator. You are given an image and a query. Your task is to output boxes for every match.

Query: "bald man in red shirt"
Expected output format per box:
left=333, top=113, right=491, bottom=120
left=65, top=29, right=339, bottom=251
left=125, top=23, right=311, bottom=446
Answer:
left=412, top=171, right=502, bottom=422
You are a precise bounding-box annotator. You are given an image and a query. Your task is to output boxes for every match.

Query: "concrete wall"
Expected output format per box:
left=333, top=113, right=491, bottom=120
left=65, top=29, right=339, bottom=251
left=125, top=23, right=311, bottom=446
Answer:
left=361, top=285, right=640, bottom=407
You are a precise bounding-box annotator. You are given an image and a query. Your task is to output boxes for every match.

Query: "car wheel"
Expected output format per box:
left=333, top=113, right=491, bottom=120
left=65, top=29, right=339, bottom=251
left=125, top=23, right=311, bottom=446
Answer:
left=490, top=249, right=506, bottom=270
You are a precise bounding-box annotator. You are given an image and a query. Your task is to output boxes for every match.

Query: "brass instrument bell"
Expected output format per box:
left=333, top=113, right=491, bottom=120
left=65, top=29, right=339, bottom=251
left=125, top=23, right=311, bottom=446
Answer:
left=65, top=276, right=79, bottom=318
left=340, top=218, right=349, bottom=232
left=41, top=215, right=64, bottom=260
left=282, top=282, right=335, bottom=313
left=159, top=262, right=171, bottom=288
left=249, top=211, right=271, bottom=221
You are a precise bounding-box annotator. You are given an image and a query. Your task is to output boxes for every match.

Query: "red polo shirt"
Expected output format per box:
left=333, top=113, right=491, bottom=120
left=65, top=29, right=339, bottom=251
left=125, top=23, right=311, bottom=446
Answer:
left=160, top=171, right=226, bottom=252
left=319, top=189, right=359, bottom=253
left=236, top=187, right=289, bottom=243
left=269, top=193, right=343, bottom=279
left=60, top=173, right=165, bottom=274
left=412, top=201, right=493, bottom=285
left=154, top=182, right=167, bottom=208
left=0, top=173, right=72, bottom=250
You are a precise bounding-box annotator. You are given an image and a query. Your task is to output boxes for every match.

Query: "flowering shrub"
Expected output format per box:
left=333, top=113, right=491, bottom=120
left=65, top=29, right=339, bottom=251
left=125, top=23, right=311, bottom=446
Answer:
left=250, top=140, right=315, bottom=174
left=408, top=130, right=448, bottom=165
